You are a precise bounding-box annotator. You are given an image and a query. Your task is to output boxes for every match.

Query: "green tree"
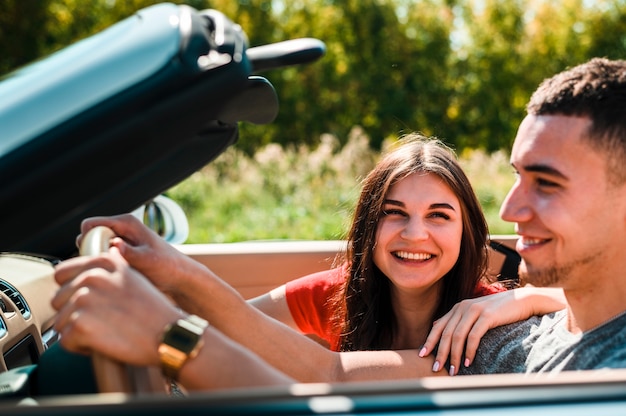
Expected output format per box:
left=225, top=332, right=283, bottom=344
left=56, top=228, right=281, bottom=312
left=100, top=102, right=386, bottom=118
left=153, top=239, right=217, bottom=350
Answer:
left=443, top=0, right=528, bottom=151
left=4, top=0, right=626, bottom=155
left=237, top=0, right=455, bottom=153
left=0, top=0, right=219, bottom=75
left=0, top=0, right=52, bottom=74
left=439, top=0, right=626, bottom=151
left=576, top=0, right=626, bottom=60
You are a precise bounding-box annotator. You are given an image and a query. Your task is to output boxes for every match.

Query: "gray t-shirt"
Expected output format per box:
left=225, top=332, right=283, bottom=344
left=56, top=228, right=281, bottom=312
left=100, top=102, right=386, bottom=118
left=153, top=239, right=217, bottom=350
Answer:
left=458, top=309, right=626, bottom=375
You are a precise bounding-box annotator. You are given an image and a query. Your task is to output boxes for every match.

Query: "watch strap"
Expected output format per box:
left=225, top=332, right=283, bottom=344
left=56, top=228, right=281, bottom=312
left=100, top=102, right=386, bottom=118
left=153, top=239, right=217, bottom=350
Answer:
left=158, top=314, right=209, bottom=380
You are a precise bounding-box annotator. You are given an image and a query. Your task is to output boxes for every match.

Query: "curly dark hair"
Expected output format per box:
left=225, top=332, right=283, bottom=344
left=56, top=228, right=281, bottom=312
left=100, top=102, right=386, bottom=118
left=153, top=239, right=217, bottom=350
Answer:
left=330, top=133, right=490, bottom=351
left=527, top=57, right=626, bottom=184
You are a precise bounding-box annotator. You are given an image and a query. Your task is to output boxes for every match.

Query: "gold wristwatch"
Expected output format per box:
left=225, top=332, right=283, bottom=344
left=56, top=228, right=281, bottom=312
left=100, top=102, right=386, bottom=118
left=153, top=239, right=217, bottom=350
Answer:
left=158, top=314, right=209, bottom=379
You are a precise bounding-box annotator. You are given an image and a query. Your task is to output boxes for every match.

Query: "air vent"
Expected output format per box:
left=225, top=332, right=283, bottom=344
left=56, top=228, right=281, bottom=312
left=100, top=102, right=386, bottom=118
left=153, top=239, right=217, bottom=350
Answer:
left=0, top=279, right=31, bottom=320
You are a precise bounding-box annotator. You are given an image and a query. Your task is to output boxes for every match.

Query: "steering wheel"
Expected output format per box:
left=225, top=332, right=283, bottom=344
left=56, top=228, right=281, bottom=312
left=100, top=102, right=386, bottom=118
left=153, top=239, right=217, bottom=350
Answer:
left=79, top=226, right=168, bottom=394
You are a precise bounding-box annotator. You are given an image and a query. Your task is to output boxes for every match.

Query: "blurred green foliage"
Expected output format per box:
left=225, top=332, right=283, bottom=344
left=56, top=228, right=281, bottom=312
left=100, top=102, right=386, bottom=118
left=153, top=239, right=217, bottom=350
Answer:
left=3, top=0, right=624, bottom=241
left=2, top=0, right=626, bottom=155
left=167, top=131, right=515, bottom=243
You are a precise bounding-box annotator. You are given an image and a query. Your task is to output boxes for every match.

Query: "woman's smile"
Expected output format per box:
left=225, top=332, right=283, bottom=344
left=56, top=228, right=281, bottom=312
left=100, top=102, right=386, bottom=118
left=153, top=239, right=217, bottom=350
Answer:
left=392, top=251, right=434, bottom=261
left=374, top=172, right=463, bottom=291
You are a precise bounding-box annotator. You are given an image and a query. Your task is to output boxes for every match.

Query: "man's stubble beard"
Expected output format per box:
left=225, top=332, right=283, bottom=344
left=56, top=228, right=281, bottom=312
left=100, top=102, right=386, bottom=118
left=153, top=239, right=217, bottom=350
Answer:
left=519, top=253, right=596, bottom=288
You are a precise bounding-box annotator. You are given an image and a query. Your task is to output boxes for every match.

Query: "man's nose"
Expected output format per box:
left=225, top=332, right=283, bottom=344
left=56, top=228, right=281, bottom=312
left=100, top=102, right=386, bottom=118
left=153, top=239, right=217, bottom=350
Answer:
left=500, top=181, right=532, bottom=224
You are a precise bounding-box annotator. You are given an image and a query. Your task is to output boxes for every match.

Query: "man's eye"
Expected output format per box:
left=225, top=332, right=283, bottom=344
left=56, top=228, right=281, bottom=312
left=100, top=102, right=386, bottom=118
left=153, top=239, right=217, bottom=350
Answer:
left=537, top=178, right=558, bottom=187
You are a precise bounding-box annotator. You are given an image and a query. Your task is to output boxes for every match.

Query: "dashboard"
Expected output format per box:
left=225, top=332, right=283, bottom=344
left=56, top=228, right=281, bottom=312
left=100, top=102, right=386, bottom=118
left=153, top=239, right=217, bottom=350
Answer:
left=0, top=254, right=58, bottom=372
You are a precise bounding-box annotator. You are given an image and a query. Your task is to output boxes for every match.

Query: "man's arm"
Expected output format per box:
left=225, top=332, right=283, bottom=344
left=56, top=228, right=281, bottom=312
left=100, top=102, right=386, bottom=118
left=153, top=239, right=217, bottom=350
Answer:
left=163, top=254, right=443, bottom=383
left=72, top=214, right=445, bottom=384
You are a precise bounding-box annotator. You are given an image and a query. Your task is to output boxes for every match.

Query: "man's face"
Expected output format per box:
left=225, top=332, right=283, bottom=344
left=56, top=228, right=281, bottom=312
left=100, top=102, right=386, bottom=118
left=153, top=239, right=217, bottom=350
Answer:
left=500, top=115, right=626, bottom=289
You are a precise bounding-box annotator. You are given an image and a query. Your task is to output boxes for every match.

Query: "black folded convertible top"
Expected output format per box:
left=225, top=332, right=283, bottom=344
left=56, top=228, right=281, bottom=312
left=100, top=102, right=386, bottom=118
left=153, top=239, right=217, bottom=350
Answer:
left=0, top=3, right=324, bottom=258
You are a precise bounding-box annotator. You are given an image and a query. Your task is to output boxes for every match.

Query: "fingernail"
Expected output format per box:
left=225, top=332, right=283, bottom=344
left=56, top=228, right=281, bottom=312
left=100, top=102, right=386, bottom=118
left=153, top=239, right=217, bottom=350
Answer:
left=432, top=361, right=440, bottom=372
left=418, top=346, right=427, bottom=357
left=464, top=358, right=471, bottom=367
left=449, top=365, right=456, bottom=376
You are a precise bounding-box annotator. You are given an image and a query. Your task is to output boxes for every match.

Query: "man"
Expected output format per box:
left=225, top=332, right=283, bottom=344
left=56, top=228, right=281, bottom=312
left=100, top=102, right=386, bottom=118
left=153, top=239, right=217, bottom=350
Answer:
left=52, top=57, right=626, bottom=390
left=458, top=57, right=626, bottom=374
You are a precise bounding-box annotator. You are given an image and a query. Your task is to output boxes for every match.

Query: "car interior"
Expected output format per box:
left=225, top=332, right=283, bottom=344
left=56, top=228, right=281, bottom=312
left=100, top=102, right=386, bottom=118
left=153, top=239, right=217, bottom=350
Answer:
left=0, top=0, right=323, bottom=401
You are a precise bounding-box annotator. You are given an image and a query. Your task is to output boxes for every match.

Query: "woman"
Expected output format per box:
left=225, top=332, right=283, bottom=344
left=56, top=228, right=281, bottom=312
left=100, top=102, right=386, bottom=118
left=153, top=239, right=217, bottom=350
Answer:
left=53, top=135, right=564, bottom=389
left=249, top=135, right=561, bottom=372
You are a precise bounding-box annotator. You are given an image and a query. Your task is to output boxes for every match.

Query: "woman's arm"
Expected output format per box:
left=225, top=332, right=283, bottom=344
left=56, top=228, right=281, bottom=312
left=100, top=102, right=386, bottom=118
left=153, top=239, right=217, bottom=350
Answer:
left=248, top=285, right=300, bottom=332
left=420, top=286, right=567, bottom=375
left=154, top=252, right=442, bottom=383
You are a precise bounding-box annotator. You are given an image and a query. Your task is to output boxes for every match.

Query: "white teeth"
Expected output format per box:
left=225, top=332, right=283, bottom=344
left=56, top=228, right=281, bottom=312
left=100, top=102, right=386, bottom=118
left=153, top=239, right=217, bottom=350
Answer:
left=394, top=251, right=432, bottom=260
left=522, top=238, right=544, bottom=246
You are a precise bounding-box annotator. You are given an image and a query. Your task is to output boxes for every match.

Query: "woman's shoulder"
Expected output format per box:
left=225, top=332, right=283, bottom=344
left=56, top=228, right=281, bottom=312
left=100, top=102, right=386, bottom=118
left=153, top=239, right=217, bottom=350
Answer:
left=472, top=280, right=508, bottom=297
left=286, top=264, right=347, bottom=292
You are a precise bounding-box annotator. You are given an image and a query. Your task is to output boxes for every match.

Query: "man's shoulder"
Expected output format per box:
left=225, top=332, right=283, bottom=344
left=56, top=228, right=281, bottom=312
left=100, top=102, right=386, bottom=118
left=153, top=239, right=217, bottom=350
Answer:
left=580, top=311, right=626, bottom=368
left=486, top=310, right=563, bottom=338
left=459, top=313, right=556, bottom=375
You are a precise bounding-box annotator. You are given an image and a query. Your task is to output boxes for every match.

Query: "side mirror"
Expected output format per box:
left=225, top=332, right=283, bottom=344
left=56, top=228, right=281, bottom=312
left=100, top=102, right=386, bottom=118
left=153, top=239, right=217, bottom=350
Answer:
left=131, top=195, right=189, bottom=245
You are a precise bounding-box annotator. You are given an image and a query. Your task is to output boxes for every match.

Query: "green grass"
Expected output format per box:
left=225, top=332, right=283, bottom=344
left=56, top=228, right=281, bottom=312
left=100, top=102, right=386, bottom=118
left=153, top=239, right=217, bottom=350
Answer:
left=167, top=131, right=516, bottom=244
left=457, top=147, right=516, bottom=236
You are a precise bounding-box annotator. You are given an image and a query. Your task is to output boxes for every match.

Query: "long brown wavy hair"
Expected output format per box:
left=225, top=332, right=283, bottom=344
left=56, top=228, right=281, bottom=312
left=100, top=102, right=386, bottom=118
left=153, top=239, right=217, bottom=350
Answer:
left=331, top=134, right=490, bottom=351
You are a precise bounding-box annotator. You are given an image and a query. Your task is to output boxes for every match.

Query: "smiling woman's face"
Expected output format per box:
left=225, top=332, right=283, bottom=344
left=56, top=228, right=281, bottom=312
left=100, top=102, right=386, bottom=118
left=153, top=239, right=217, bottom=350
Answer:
left=373, top=172, right=463, bottom=294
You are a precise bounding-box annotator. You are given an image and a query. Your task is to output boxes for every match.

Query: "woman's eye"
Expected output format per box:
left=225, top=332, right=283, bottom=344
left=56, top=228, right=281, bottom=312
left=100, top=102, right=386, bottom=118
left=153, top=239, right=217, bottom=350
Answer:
left=382, top=209, right=405, bottom=217
left=429, top=212, right=450, bottom=220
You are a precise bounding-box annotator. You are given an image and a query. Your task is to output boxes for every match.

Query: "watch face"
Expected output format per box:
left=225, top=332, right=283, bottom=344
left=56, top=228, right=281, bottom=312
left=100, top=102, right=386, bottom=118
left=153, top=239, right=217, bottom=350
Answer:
left=163, top=322, right=201, bottom=353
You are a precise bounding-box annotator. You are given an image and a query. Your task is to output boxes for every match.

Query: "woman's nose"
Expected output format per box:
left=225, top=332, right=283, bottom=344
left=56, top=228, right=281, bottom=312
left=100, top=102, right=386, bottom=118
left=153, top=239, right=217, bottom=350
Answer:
left=400, top=218, right=429, bottom=240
